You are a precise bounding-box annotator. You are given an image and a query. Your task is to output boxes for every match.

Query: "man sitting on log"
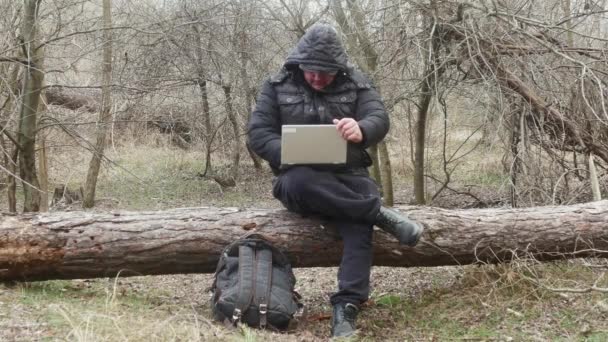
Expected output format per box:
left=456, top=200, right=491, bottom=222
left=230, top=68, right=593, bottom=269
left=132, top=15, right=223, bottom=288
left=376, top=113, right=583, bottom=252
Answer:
left=247, top=23, right=423, bottom=338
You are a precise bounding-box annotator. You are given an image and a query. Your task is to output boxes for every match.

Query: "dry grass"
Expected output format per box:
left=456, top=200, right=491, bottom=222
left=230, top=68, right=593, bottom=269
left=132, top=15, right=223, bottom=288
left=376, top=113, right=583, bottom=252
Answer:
left=1, top=133, right=607, bottom=341
left=4, top=260, right=606, bottom=341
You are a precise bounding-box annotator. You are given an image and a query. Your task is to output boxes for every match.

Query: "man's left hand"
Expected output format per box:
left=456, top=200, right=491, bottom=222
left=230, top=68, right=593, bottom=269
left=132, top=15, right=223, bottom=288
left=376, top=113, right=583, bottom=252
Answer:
left=333, top=118, right=363, bottom=143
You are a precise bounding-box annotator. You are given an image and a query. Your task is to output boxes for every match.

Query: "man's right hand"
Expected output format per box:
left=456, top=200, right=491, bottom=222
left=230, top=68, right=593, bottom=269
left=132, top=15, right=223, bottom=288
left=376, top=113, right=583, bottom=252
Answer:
left=333, top=118, right=363, bottom=143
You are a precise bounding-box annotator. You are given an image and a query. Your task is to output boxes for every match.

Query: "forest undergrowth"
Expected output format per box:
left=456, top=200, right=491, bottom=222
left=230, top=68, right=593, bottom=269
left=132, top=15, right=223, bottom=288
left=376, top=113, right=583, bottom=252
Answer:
left=1, top=139, right=607, bottom=341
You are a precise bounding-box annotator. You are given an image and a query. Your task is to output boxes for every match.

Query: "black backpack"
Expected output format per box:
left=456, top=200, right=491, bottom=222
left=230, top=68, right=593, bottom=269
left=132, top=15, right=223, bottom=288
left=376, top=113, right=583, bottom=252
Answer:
left=211, top=234, right=302, bottom=330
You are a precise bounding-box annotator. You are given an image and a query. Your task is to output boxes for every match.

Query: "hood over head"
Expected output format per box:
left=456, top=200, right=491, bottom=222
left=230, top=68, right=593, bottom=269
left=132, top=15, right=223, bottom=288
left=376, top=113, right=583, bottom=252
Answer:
left=285, top=24, right=350, bottom=73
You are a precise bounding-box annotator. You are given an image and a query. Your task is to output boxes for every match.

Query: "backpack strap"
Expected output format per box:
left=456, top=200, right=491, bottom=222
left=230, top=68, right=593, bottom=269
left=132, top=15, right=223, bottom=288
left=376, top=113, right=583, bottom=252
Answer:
left=207, top=249, right=229, bottom=293
left=253, top=248, right=273, bottom=329
left=232, top=244, right=255, bottom=324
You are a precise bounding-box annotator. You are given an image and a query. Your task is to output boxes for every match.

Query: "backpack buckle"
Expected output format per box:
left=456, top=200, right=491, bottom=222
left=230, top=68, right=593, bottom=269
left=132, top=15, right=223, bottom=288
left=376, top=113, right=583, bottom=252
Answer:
left=232, top=308, right=242, bottom=324
left=259, top=304, right=268, bottom=328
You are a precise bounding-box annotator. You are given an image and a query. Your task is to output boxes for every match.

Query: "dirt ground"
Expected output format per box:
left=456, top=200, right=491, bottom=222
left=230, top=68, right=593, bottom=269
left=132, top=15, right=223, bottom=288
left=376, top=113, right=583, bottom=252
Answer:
left=1, top=158, right=607, bottom=341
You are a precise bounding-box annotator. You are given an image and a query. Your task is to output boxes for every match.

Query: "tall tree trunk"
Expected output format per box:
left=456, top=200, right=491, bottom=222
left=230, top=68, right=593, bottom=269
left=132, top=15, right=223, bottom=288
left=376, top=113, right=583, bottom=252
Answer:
left=0, top=134, right=6, bottom=186
left=1, top=200, right=607, bottom=282
left=18, top=0, right=44, bottom=212
left=0, top=134, right=13, bottom=211
left=414, top=20, right=443, bottom=205
left=37, top=85, right=49, bottom=212
left=245, top=138, right=262, bottom=169
left=414, top=79, right=432, bottom=204
left=332, top=0, right=394, bottom=201
left=509, top=110, right=522, bottom=207
left=197, top=79, right=213, bottom=176
left=348, top=0, right=394, bottom=201
left=0, top=134, right=6, bottom=182
left=560, top=0, right=591, bottom=190
left=83, top=0, right=113, bottom=208
left=192, top=23, right=213, bottom=176
left=38, top=132, right=49, bottom=212
left=1, top=63, right=21, bottom=213
left=222, top=85, right=240, bottom=182
left=589, top=154, right=602, bottom=201
left=368, top=145, right=382, bottom=188
left=378, top=141, right=393, bottom=205
left=238, top=31, right=262, bottom=170
left=7, top=147, right=18, bottom=213
left=561, top=0, right=574, bottom=47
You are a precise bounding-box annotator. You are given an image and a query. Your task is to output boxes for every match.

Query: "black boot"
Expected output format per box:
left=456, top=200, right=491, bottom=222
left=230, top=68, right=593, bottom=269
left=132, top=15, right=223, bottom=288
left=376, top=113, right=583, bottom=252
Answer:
left=331, top=302, right=359, bottom=338
left=375, top=206, right=423, bottom=246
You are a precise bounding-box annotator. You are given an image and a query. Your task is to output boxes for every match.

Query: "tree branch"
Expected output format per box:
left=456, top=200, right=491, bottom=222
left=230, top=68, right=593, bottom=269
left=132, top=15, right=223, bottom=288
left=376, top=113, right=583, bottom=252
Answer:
left=0, top=56, right=30, bottom=65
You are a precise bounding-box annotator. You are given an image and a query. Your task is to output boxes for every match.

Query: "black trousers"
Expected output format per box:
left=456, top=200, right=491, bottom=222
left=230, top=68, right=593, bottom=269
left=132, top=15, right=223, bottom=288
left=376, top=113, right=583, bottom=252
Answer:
left=272, top=166, right=382, bottom=305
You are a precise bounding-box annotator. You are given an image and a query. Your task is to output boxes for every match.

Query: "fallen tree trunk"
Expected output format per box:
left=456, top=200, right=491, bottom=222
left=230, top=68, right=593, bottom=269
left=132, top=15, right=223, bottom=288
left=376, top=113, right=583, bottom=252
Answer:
left=1, top=200, right=607, bottom=281
left=45, top=86, right=98, bottom=112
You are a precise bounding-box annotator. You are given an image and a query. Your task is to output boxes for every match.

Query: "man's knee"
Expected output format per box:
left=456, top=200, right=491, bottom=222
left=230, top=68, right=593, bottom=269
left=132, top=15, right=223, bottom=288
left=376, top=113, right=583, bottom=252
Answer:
left=277, top=166, right=320, bottom=194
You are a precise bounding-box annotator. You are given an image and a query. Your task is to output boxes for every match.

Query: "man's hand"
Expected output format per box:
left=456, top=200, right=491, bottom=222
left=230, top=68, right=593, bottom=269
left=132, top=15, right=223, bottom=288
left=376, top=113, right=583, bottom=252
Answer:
left=333, top=118, right=363, bottom=143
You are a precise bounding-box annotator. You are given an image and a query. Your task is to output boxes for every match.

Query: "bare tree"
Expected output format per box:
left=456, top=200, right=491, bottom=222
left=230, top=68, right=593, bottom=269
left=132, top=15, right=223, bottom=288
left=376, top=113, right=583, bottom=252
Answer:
left=1, top=0, right=604, bottom=213
left=376, top=0, right=608, bottom=206
left=17, top=0, right=44, bottom=212
left=0, top=58, right=22, bottom=213
left=332, top=0, right=399, bottom=204
left=82, top=0, right=113, bottom=208
left=37, top=87, right=49, bottom=211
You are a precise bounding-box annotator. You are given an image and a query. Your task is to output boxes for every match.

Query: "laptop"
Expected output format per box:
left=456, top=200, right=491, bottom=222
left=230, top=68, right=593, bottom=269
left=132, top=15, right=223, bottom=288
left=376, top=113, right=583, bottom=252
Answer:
left=281, top=125, right=347, bottom=165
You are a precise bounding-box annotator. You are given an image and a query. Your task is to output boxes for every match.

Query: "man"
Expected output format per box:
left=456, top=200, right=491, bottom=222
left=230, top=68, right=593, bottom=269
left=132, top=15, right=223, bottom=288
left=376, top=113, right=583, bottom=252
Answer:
left=247, top=24, right=423, bottom=338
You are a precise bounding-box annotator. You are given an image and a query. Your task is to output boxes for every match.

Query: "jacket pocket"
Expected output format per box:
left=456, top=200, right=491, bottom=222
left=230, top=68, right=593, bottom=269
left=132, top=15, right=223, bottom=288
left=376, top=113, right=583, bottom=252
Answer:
left=277, top=93, right=312, bottom=124
left=277, top=93, right=305, bottom=105
left=325, top=90, right=357, bottom=119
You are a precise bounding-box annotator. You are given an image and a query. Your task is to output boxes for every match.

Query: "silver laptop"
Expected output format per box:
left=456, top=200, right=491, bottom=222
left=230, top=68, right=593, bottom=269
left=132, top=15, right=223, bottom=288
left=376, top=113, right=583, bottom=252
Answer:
left=281, top=125, right=347, bottom=165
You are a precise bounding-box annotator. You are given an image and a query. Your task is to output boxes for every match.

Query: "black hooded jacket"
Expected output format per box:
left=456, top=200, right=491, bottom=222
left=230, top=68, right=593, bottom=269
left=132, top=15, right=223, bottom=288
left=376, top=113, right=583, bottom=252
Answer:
left=247, top=24, right=390, bottom=175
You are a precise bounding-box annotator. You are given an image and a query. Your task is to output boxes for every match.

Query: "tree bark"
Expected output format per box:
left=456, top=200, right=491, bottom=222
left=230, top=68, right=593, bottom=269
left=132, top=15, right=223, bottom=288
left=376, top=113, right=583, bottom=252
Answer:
left=1, top=201, right=608, bottom=282
left=368, top=144, right=382, bottom=190
left=561, top=0, right=574, bottom=47
left=83, top=0, right=113, bottom=208
left=37, top=83, right=49, bottom=212
left=332, top=0, right=394, bottom=201
left=589, top=154, right=602, bottom=201
left=191, top=22, right=213, bottom=176
left=197, top=79, right=213, bottom=176
left=237, top=30, right=262, bottom=170
left=222, top=85, right=240, bottom=182
left=414, top=19, right=443, bottom=205
left=6, top=147, right=18, bottom=213
left=0, top=135, right=13, bottom=210
left=509, top=108, right=522, bottom=207
left=17, top=0, right=44, bottom=212
left=378, top=141, right=394, bottom=205
left=1, top=63, right=20, bottom=213
left=37, top=132, right=49, bottom=212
